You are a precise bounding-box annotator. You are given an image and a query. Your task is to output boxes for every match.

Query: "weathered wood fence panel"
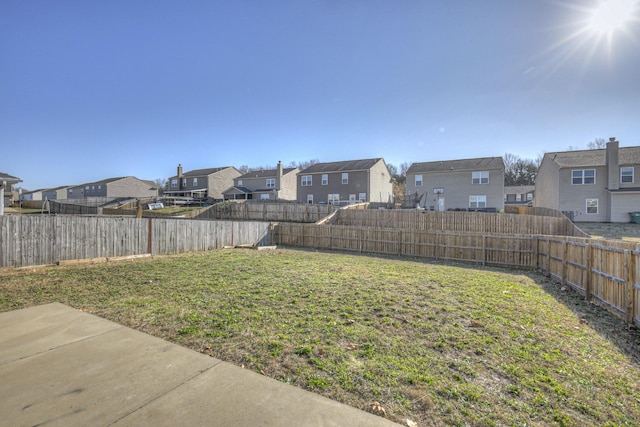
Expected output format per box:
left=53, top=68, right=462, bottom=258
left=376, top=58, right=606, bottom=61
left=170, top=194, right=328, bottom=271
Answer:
left=0, top=216, right=271, bottom=268
left=198, top=202, right=337, bottom=223
left=333, top=210, right=588, bottom=237
left=275, top=223, right=639, bottom=326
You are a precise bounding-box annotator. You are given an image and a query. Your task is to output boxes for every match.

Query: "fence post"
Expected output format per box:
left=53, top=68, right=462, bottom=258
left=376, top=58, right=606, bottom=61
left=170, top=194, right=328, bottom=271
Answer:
left=147, top=218, right=153, bottom=255
left=562, top=239, right=568, bottom=286
left=585, top=242, right=592, bottom=302
left=625, top=249, right=635, bottom=325
left=482, top=235, right=486, bottom=267
left=435, top=232, right=440, bottom=261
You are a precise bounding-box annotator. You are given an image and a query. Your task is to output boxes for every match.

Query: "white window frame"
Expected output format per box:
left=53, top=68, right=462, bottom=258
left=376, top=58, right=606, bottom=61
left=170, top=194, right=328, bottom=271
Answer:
left=266, top=178, right=275, bottom=188
left=328, top=194, right=340, bottom=205
left=359, top=193, right=366, bottom=202
left=586, top=198, right=598, bottom=214
left=260, top=193, right=270, bottom=200
left=182, top=178, right=187, bottom=187
left=621, top=167, right=634, bottom=183
left=469, top=195, right=487, bottom=208
left=171, top=179, right=178, bottom=188
left=472, top=171, right=489, bottom=184
left=301, top=175, right=312, bottom=186
left=415, top=174, right=423, bottom=186
left=193, top=178, right=198, bottom=186
left=526, top=193, right=533, bottom=201
left=572, top=169, right=595, bottom=185
left=237, top=180, right=243, bottom=187
left=342, top=173, right=349, bottom=184
left=321, top=174, right=328, bottom=185
left=306, top=194, right=314, bottom=204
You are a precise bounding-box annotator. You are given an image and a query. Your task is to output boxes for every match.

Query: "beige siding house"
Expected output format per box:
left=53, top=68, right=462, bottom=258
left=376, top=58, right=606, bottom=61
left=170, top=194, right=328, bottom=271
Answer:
left=405, top=157, right=505, bottom=211
left=297, top=158, right=393, bottom=206
left=166, top=165, right=241, bottom=202
left=223, top=162, right=299, bottom=201
left=67, top=177, right=158, bottom=199
left=1, top=172, right=22, bottom=212
left=42, top=186, right=71, bottom=201
left=534, top=138, right=640, bottom=222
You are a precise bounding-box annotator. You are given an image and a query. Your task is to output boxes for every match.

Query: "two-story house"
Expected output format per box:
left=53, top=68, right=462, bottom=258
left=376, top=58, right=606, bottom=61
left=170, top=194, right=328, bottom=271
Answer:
left=405, top=157, right=505, bottom=211
left=0, top=172, right=22, bottom=213
left=297, top=158, right=393, bottom=205
left=223, top=161, right=299, bottom=201
left=165, top=165, right=241, bottom=202
left=534, top=138, right=640, bottom=222
left=504, top=185, right=535, bottom=207
left=67, top=177, right=158, bottom=199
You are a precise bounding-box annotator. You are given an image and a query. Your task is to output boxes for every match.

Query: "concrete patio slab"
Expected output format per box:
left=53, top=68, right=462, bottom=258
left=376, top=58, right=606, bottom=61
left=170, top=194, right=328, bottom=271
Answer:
left=0, top=303, right=399, bottom=427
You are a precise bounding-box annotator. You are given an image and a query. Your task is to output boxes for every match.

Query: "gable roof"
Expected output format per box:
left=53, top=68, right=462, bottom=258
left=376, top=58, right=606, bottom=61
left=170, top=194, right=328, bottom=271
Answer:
left=238, top=168, right=297, bottom=179
left=300, top=158, right=384, bottom=174
left=407, top=157, right=504, bottom=174
left=545, top=146, right=640, bottom=167
left=0, top=172, right=22, bottom=183
left=169, top=167, right=237, bottom=180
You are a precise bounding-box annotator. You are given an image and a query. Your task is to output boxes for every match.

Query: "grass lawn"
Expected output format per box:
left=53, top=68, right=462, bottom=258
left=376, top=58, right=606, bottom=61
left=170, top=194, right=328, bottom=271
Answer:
left=1, top=248, right=639, bottom=426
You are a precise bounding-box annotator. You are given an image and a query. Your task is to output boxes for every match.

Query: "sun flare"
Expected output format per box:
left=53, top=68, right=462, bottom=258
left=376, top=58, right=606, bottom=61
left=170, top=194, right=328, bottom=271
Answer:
left=588, top=0, right=637, bottom=34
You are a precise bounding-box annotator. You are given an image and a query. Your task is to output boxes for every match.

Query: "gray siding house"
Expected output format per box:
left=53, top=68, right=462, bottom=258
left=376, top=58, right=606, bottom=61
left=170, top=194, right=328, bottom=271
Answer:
left=67, top=176, right=158, bottom=199
left=166, top=165, right=241, bottom=202
left=297, top=158, right=393, bottom=205
left=534, top=138, right=640, bottom=222
left=42, top=186, right=71, bottom=201
left=504, top=185, right=535, bottom=206
left=406, top=157, right=505, bottom=211
left=223, top=161, right=299, bottom=201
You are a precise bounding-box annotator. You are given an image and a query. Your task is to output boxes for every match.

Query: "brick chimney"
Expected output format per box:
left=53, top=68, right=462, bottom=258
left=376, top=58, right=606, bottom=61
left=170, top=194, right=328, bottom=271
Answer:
left=606, top=137, right=619, bottom=191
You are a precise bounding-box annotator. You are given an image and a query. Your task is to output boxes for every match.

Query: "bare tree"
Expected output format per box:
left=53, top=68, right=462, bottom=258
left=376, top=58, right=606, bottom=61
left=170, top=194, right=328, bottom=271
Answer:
left=587, top=138, right=607, bottom=149
left=503, top=153, right=538, bottom=186
left=237, top=165, right=250, bottom=174
left=154, top=178, right=167, bottom=195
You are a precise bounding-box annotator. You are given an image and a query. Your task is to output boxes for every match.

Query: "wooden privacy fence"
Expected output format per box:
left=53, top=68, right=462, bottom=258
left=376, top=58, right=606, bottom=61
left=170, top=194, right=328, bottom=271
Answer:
left=333, top=209, right=588, bottom=237
left=274, top=223, right=640, bottom=327
left=197, top=202, right=337, bottom=223
left=0, top=215, right=271, bottom=268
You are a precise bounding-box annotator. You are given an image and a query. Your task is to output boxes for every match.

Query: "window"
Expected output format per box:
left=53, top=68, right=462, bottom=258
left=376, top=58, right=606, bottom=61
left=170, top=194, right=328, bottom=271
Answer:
left=182, top=178, right=187, bottom=187
left=260, top=194, right=270, bottom=200
left=621, top=167, right=634, bottom=183
left=321, top=174, right=328, bottom=185
left=359, top=193, right=366, bottom=202
left=586, top=198, right=598, bottom=214
left=193, top=178, right=198, bottom=186
left=237, top=180, right=243, bottom=187
left=415, top=174, right=423, bottom=186
left=469, top=195, right=487, bottom=208
left=342, top=173, right=349, bottom=184
left=85, top=186, right=89, bottom=190
left=266, top=178, right=275, bottom=188
left=91, top=185, right=95, bottom=191
left=516, top=194, right=522, bottom=202
left=572, top=169, right=595, bottom=185
left=527, top=193, right=533, bottom=201
left=69, top=189, right=74, bottom=194
left=301, top=175, right=312, bottom=186
left=328, top=194, right=340, bottom=204
left=171, top=179, right=178, bottom=188
left=98, top=185, right=102, bottom=190
left=306, top=194, right=313, bottom=204
left=472, top=171, right=489, bottom=184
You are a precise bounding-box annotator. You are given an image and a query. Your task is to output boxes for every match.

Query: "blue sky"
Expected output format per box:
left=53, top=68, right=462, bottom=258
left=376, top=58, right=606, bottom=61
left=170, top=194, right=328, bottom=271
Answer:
left=2, top=0, right=639, bottom=190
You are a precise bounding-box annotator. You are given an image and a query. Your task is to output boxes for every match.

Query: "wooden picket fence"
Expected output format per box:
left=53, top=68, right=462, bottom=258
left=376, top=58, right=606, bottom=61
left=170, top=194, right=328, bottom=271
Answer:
left=332, top=209, right=588, bottom=237
left=197, top=201, right=338, bottom=223
left=0, top=215, right=271, bottom=268
left=274, top=223, right=640, bottom=326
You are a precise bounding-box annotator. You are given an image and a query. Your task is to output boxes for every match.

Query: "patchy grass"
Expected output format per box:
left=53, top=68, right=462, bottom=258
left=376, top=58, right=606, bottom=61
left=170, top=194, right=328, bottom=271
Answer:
left=1, top=248, right=639, bottom=426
